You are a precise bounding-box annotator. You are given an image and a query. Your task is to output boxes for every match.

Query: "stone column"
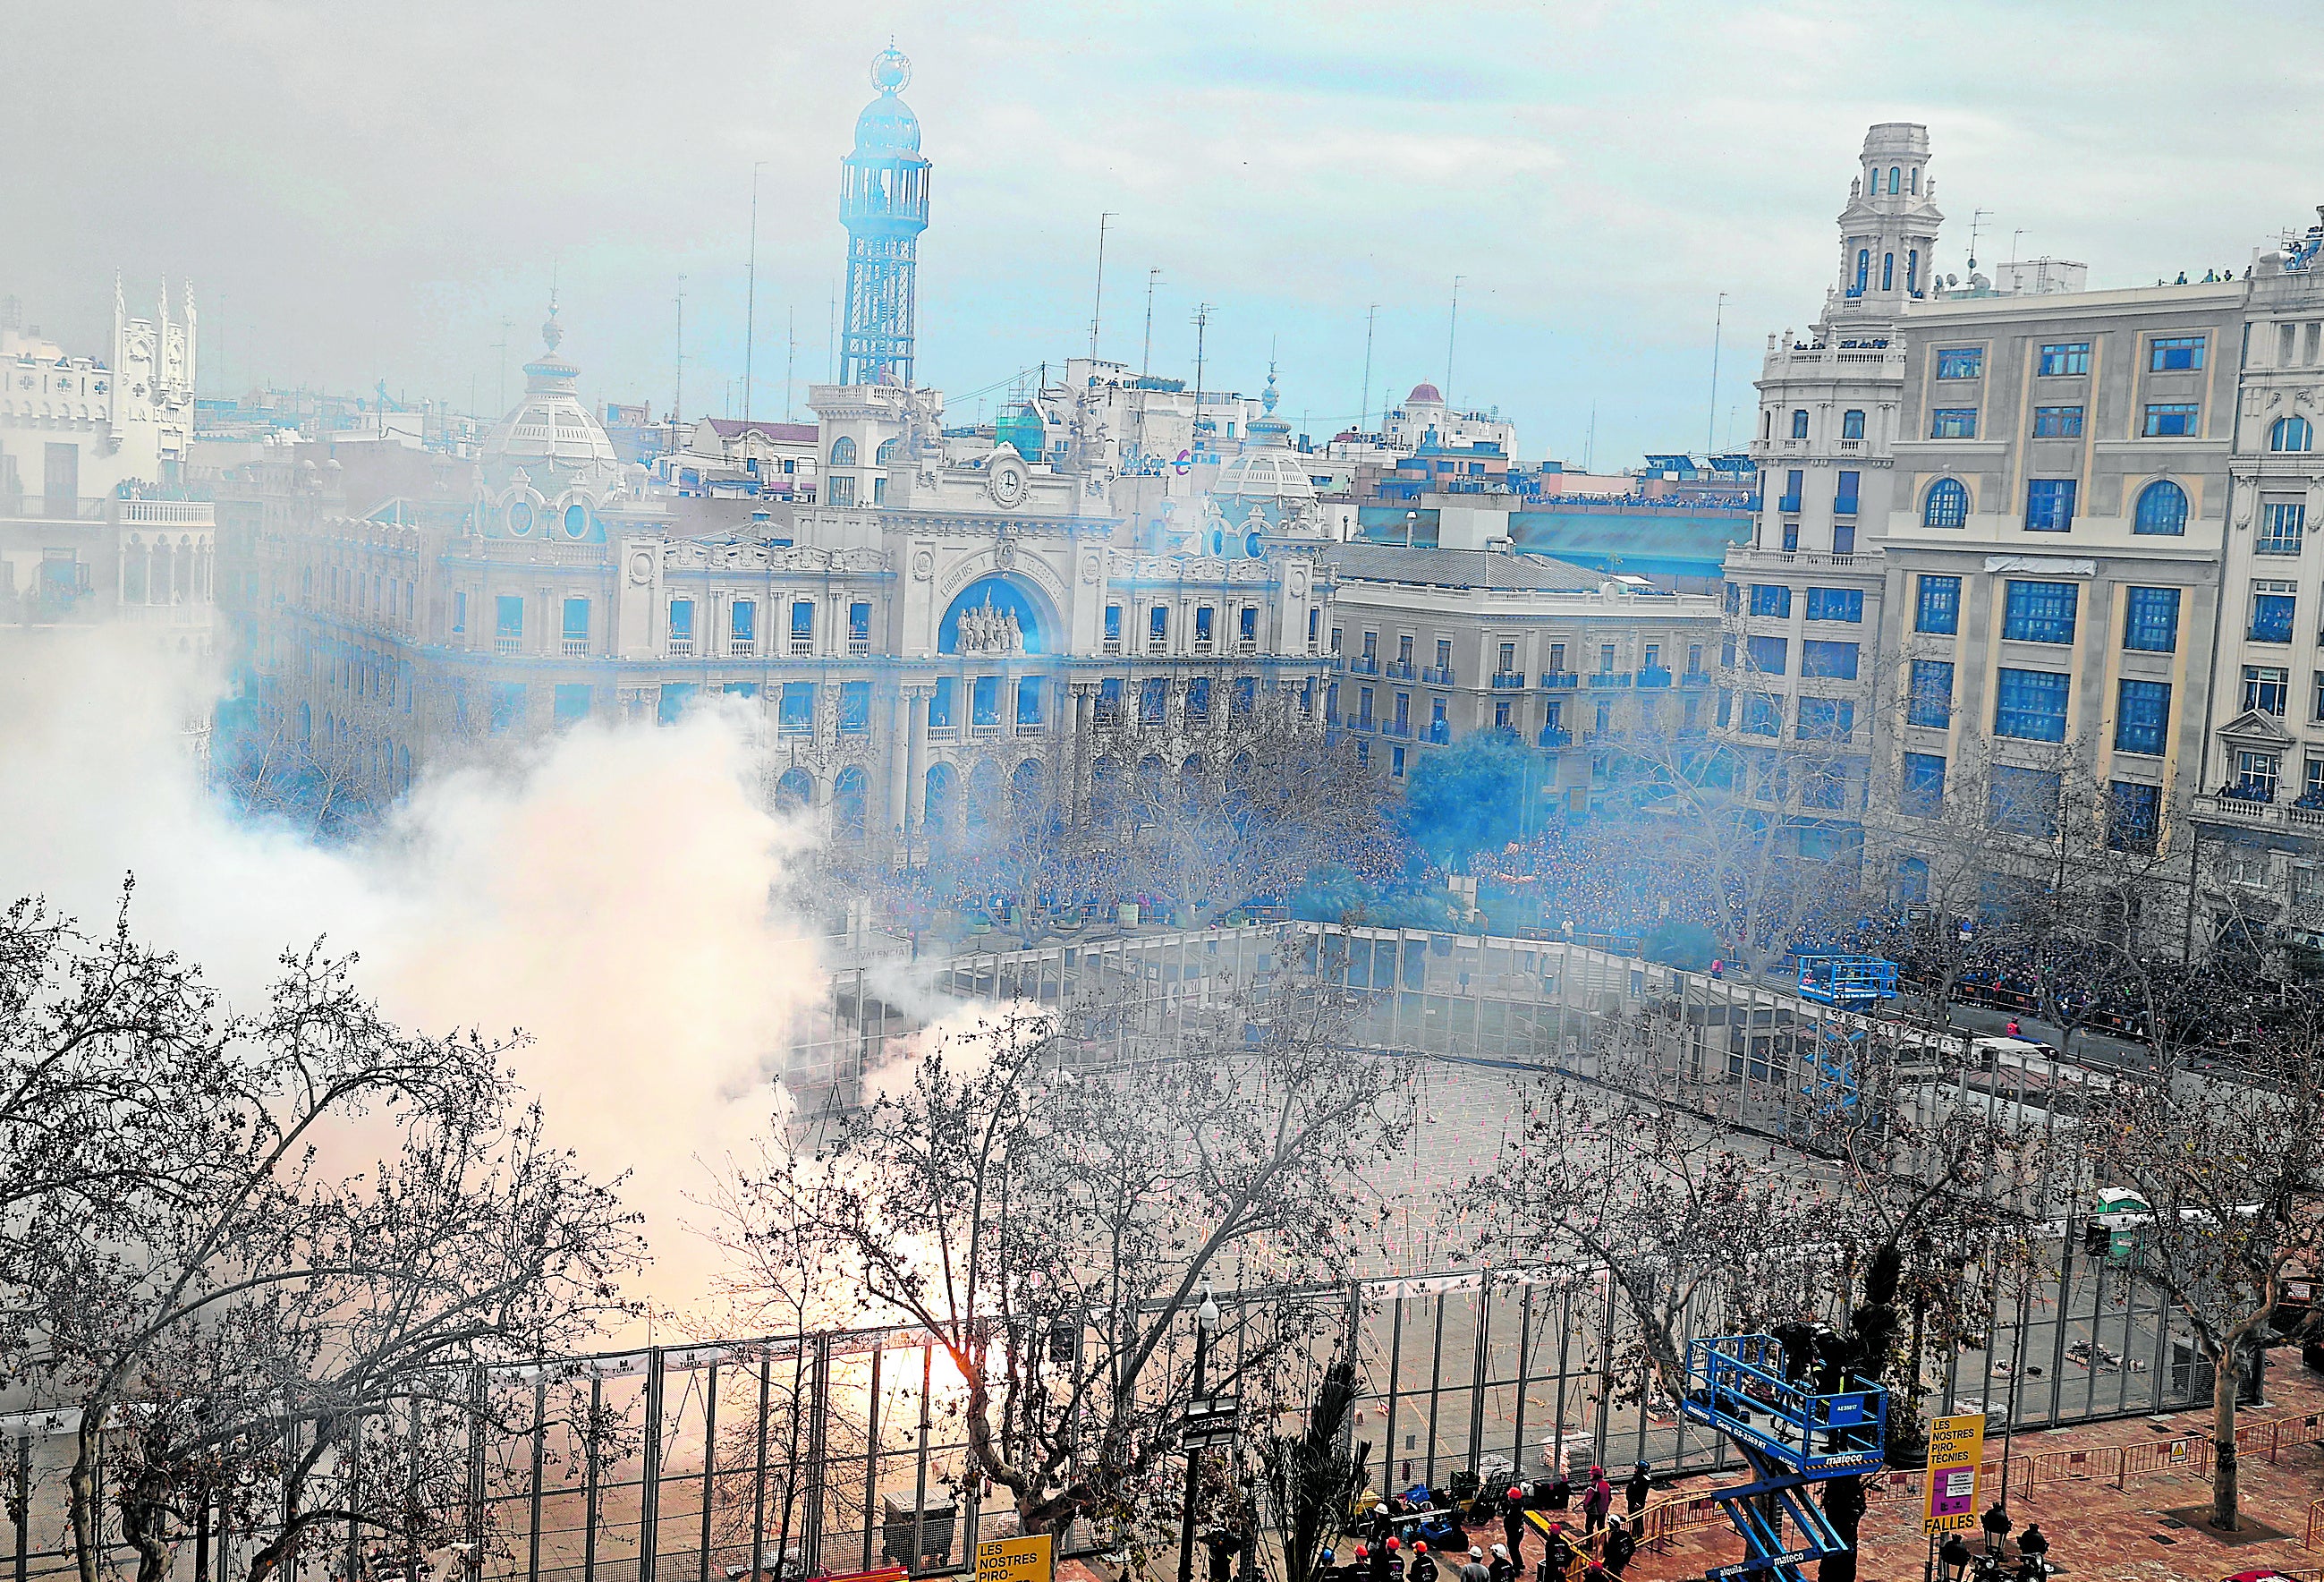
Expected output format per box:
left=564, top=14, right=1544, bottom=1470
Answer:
left=1069, top=682, right=1096, bottom=821
left=900, top=685, right=930, bottom=863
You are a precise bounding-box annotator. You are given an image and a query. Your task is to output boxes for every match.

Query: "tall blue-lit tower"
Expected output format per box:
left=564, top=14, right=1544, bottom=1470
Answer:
left=840, top=45, right=929, bottom=387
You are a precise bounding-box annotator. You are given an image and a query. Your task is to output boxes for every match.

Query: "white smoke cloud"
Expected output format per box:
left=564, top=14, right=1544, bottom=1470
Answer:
left=0, top=628, right=825, bottom=1317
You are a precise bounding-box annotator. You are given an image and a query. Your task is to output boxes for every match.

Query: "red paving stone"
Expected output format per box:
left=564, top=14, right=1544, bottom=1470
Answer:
left=1599, top=1365, right=2324, bottom=1582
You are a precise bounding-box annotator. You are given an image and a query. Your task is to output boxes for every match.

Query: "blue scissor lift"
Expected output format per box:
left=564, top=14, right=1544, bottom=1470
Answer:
left=1676, top=1335, right=1888, bottom=1582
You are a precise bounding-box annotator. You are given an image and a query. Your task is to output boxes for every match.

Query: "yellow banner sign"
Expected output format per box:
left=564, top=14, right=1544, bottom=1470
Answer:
left=976, top=1535, right=1054, bottom=1582
left=1921, top=1412, right=1985, bottom=1535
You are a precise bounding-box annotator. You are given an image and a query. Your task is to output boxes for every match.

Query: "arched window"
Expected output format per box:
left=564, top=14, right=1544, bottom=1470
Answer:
left=2271, top=415, right=2313, bottom=453
left=1907, top=249, right=1920, bottom=294
left=1909, top=166, right=1920, bottom=193
left=2133, top=479, right=2189, bottom=536
left=1791, top=409, right=1810, bottom=439
left=830, top=436, right=857, bottom=466
left=1882, top=252, right=1895, bottom=291
left=563, top=502, right=588, bottom=538
left=1853, top=250, right=1869, bottom=295
left=1760, top=408, right=1773, bottom=439
left=874, top=436, right=900, bottom=464
left=1842, top=410, right=1866, bottom=440
left=1923, top=478, right=1970, bottom=529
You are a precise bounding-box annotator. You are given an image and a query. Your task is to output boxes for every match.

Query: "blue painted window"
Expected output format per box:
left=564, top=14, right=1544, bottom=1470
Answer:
left=495, top=593, right=523, bottom=640
left=488, top=683, right=525, bottom=734
left=667, top=598, right=694, bottom=642
left=1900, top=753, right=1947, bottom=818
left=966, top=676, right=998, bottom=727
left=2143, top=403, right=2201, bottom=438
left=1797, top=696, right=1854, bottom=741
left=1923, top=478, right=1969, bottom=528
left=1743, top=693, right=1783, bottom=736
left=791, top=600, right=814, bottom=642
left=728, top=599, right=754, bottom=646
left=1841, top=409, right=1865, bottom=440
left=1138, top=677, right=1166, bottom=724
left=2108, top=782, right=2160, bottom=853
left=1907, top=250, right=1920, bottom=293
left=1994, top=668, right=2070, bottom=742
left=1930, top=409, right=1978, bottom=439
left=2243, top=665, right=2290, bottom=716
left=1853, top=250, right=1869, bottom=294
left=1780, top=470, right=1803, bottom=512
left=2259, top=500, right=2307, bottom=557
left=2124, top=587, right=2181, bottom=652
left=1836, top=471, right=1861, bottom=514
left=1805, top=588, right=1862, bottom=622
left=1791, top=409, right=1809, bottom=438
left=1907, top=661, right=1954, bottom=728
left=1240, top=606, right=1259, bottom=643
left=929, top=676, right=955, bottom=728
left=453, top=590, right=466, bottom=634
left=829, top=435, right=858, bottom=465
left=1802, top=640, right=1859, bottom=678
left=2133, top=480, right=2189, bottom=536
left=1104, top=605, right=1122, bottom=643
left=1888, top=166, right=1901, bottom=193
left=780, top=682, right=815, bottom=734
left=2115, top=679, right=2171, bottom=755
left=1750, top=584, right=1792, bottom=617
left=1188, top=676, right=1212, bottom=718
left=563, top=596, right=590, bottom=644
left=656, top=683, right=695, bottom=727
left=1746, top=634, right=1788, bottom=674
left=2039, top=342, right=2091, bottom=376
left=553, top=684, right=592, bottom=726
left=2150, top=336, right=2205, bottom=371
left=841, top=681, right=872, bottom=733
left=2271, top=416, right=2313, bottom=452
left=1149, top=605, right=1168, bottom=644
left=1936, top=347, right=1983, bottom=379
left=2003, top=580, right=2078, bottom=644
left=1882, top=252, right=1894, bottom=290
left=722, top=682, right=758, bottom=700
left=2032, top=406, right=2083, bottom=438
left=1989, top=767, right=2062, bottom=837
left=1015, top=676, right=1044, bottom=724
left=1915, top=574, right=1961, bottom=634
left=2024, top=478, right=2078, bottom=532
left=2250, top=583, right=2296, bottom=643
left=850, top=600, right=872, bottom=643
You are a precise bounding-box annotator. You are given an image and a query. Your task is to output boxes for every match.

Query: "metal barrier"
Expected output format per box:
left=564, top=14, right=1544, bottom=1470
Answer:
left=2306, top=1495, right=2324, bottom=1555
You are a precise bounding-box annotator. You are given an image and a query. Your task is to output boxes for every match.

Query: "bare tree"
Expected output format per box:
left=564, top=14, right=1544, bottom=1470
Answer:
left=713, top=980, right=1412, bottom=1543
left=2080, top=1035, right=2324, bottom=1531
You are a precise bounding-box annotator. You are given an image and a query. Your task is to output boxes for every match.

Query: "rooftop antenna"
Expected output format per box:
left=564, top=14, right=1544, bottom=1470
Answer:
left=785, top=307, right=796, bottom=421
left=1190, top=302, right=1213, bottom=454
left=674, top=273, right=687, bottom=423
left=492, top=317, right=512, bottom=414
left=1361, top=303, right=1378, bottom=431
left=1707, top=291, right=1727, bottom=456
left=1141, top=268, right=1164, bottom=377
left=1585, top=401, right=1597, bottom=472
left=2010, top=228, right=2025, bottom=268
left=744, top=160, right=768, bottom=428
left=1089, top=212, right=1115, bottom=361
left=1445, top=276, right=1463, bottom=404
left=1966, top=207, right=1993, bottom=270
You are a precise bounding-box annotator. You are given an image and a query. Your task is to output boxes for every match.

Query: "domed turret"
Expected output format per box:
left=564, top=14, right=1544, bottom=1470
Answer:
left=840, top=43, right=931, bottom=387
left=482, top=300, right=616, bottom=471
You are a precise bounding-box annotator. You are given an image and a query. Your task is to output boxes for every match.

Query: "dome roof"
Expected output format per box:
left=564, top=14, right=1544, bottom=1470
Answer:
left=853, top=94, right=921, bottom=157
left=1405, top=381, right=1445, bottom=405
left=1210, top=446, right=1316, bottom=503
left=484, top=308, right=616, bottom=469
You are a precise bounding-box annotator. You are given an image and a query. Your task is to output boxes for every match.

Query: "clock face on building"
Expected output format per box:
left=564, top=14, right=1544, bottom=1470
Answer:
left=986, top=455, right=1029, bottom=509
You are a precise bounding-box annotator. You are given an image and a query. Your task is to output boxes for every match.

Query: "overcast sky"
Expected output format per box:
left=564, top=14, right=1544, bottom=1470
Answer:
left=8, top=1, right=2317, bottom=464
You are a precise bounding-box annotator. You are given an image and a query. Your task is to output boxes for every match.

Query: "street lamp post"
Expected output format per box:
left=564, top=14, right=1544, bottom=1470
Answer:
left=1178, top=1280, right=1221, bottom=1582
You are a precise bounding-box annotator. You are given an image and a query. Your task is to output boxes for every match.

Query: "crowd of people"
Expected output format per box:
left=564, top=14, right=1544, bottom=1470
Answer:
left=1316, top=1463, right=1654, bottom=1582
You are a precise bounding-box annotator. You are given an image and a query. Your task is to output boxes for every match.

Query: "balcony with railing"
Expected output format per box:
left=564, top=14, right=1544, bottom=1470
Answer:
left=788, top=635, right=814, bottom=658
left=925, top=723, right=959, bottom=743
left=496, top=635, right=523, bottom=656
left=1679, top=670, right=1714, bottom=688
left=1147, top=635, right=1170, bottom=655
left=1192, top=637, right=1215, bottom=656
left=1102, top=637, right=1124, bottom=656
left=848, top=636, right=871, bottom=656
left=1589, top=672, right=1633, bottom=688
left=2192, top=792, right=2324, bottom=831
left=1352, top=716, right=1375, bottom=733
left=1538, top=725, right=1572, bottom=748
left=562, top=637, right=589, bottom=658
left=1489, top=670, right=1528, bottom=690
left=1235, top=636, right=1259, bottom=654
left=1637, top=667, right=1674, bottom=688
left=669, top=636, right=694, bottom=658
left=1540, top=670, right=1579, bottom=690
left=1349, top=656, right=1380, bottom=676
left=1422, top=665, right=1456, bottom=686
left=1381, top=719, right=1413, bottom=739
left=1778, top=491, right=1802, bottom=514
left=1384, top=660, right=1415, bottom=681
left=729, top=639, right=757, bottom=659
left=1425, top=722, right=1451, bottom=744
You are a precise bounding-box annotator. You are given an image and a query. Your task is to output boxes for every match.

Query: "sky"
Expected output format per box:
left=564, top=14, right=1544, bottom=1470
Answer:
left=6, top=0, right=2319, bottom=466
